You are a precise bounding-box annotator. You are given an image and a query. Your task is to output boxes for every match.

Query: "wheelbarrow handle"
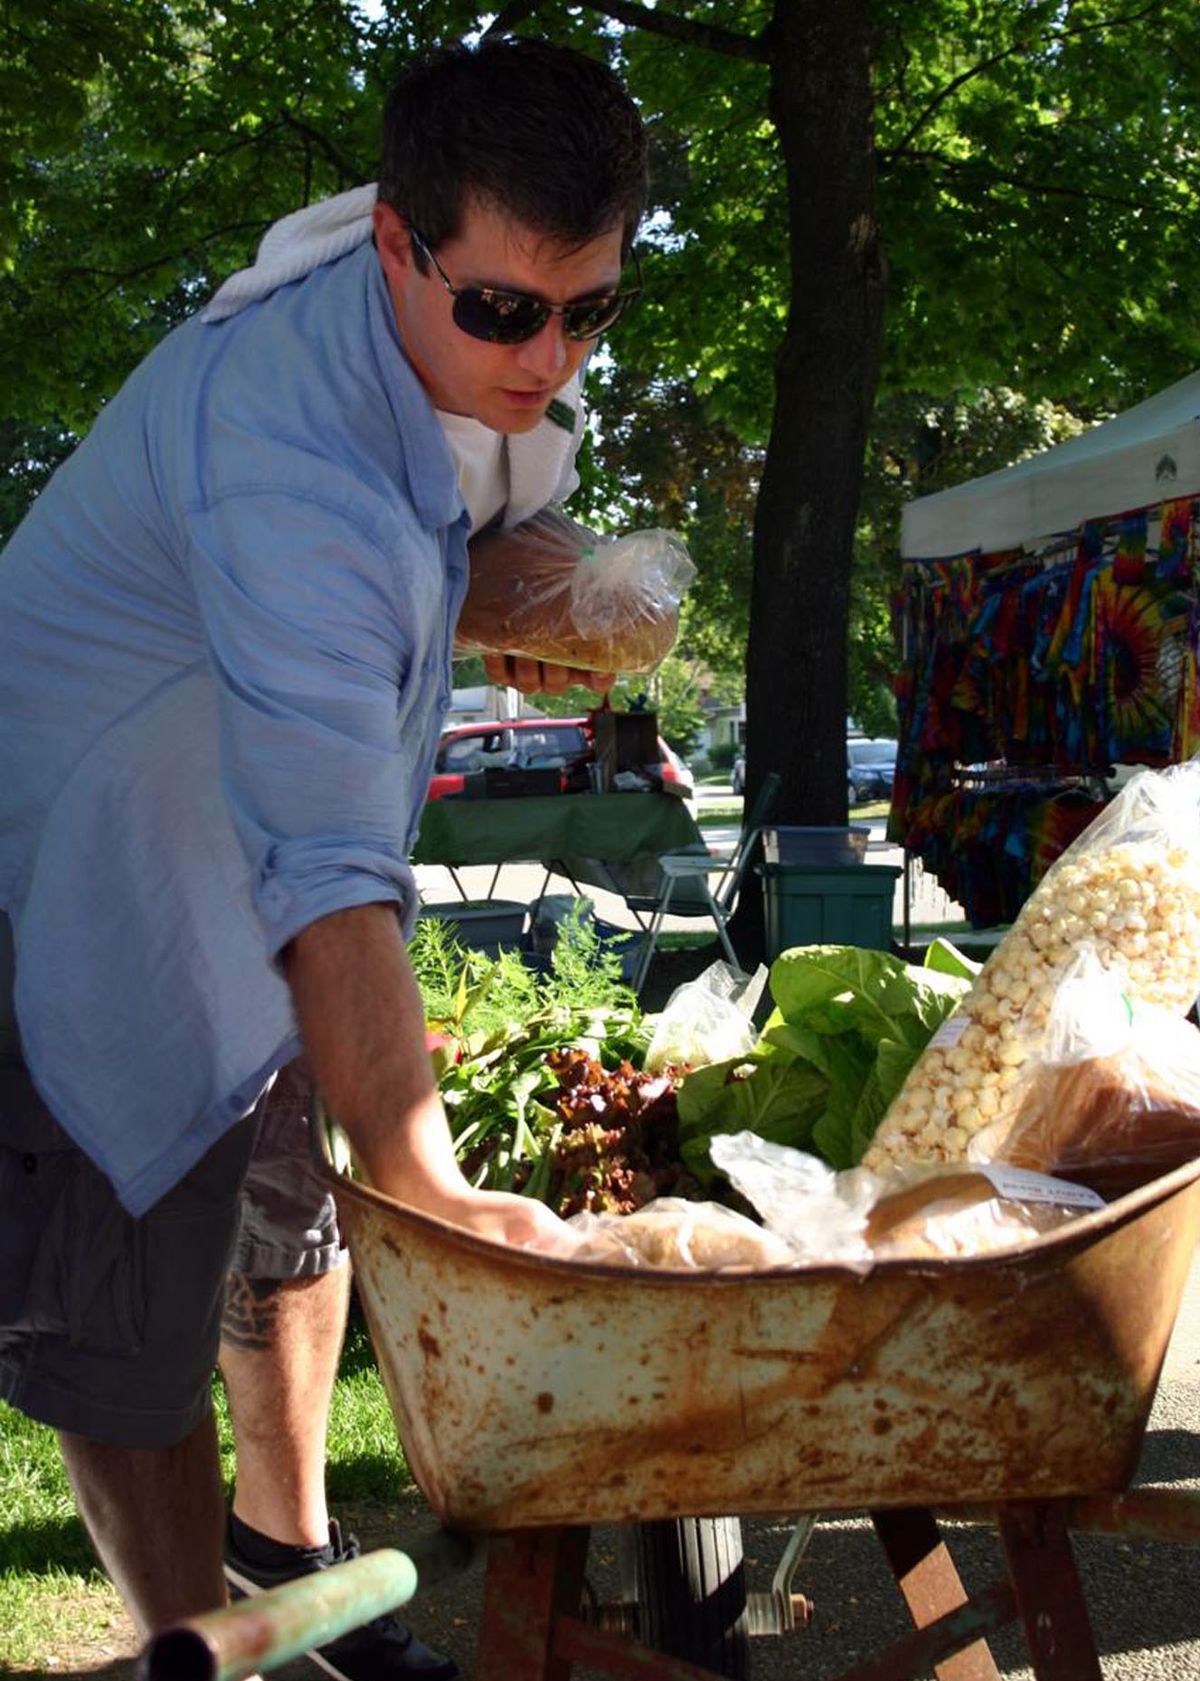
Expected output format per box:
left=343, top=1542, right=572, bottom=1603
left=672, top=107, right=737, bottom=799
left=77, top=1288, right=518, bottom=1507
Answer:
left=137, top=1532, right=481, bottom=1681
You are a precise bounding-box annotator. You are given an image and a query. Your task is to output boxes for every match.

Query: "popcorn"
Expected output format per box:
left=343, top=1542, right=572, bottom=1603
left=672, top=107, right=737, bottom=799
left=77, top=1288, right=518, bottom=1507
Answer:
left=864, top=831, right=1200, bottom=1172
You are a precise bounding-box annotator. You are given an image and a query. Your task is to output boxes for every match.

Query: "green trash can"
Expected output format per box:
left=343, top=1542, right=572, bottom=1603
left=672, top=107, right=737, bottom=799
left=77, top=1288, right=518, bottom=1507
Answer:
left=759, top=862, right=902, bottom=959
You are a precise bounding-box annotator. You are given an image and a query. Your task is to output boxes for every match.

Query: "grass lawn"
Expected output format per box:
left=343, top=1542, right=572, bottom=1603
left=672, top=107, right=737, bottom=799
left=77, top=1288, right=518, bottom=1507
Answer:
left=695, top=798, right=891, bottom=829
left=0, top=1397, right=115, bottom=1670
left=0, top=1320, right=408, bottom=1672
left=655, top=930, right=722, bottom=951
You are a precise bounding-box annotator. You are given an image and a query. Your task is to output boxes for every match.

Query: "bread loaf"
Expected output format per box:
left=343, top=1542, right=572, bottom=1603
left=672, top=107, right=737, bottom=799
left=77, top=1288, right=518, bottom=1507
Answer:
left=457, top=517, right=688, bottom=675
left=570, top=1201, right=794, bottom=1270
left=865, top=1168, right=1085, bottom=1259
left=996, top=1056, right=1200, bottom=1200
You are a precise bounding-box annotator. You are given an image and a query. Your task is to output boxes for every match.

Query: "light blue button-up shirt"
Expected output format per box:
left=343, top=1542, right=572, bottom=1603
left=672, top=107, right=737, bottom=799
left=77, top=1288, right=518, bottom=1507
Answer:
left=0, top=243, right=474, bottom=1214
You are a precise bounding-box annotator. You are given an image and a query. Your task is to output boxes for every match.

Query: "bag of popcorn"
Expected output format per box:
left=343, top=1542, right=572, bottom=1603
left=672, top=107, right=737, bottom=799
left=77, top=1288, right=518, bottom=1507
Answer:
left=863, top=762, right=1200, bottom=1171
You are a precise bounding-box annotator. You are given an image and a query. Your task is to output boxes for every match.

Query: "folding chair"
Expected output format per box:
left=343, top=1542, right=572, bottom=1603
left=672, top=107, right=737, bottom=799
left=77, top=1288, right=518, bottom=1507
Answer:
left=629, top=771, right=782, bottom=993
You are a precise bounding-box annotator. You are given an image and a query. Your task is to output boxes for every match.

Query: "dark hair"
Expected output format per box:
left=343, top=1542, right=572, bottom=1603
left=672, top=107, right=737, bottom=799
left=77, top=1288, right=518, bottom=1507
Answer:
left=378, top=38, right=647, bottom=263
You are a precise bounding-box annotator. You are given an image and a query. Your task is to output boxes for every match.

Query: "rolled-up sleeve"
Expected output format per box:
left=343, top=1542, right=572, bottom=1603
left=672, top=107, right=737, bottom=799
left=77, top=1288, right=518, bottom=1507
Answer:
left=186, top=483, right=444, bottom=957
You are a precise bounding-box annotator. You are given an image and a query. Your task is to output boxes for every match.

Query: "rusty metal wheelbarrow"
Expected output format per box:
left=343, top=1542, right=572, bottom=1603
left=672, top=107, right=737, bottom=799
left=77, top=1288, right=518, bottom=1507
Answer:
left=140, top=1150, right=1200, bottom=1681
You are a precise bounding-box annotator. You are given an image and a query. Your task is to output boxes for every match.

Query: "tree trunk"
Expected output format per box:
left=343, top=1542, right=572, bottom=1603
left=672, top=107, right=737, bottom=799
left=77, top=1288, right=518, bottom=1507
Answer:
left=732, top=0, right=887, bottom=957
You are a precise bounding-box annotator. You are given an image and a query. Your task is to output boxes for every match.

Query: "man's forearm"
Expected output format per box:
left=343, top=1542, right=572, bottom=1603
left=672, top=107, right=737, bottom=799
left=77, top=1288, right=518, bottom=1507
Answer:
left=282, top=902, right=461, bottom=1204
left=283, top=901, right=577, bottom=1252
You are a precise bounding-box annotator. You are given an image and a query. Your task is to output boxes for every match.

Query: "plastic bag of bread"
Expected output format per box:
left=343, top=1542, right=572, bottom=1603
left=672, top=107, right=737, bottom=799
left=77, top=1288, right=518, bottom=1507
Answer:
left=567, top=1198, right=795, bottom=1270
left=456, top=506, right=695, bottom=674
left=969, top=953, right=1200, bottom=1201
left=865, top=1163, right=1101, bottom=1259
left=709, top=1130, right=1099, bottom=1265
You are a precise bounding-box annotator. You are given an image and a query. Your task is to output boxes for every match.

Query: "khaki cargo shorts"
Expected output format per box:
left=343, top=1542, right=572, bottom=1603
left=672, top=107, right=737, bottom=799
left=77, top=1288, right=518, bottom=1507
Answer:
left=0, top=916, right=346, bottom=1448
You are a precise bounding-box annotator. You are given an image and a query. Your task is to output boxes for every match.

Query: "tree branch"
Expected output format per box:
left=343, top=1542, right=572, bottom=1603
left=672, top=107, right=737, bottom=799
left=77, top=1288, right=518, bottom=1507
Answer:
left=57, top=219, right=270, bottom=302
left=278, top=111, right=369, bottom=186
left=481, top=1, right=543, bottom=36
left=887, top=148, right=1156, bottom=213
left=882, top=0, right=1166, bottom=163
left=579, top=0, right=769, bottom=63
left=154, top=121, right=289, bottom=222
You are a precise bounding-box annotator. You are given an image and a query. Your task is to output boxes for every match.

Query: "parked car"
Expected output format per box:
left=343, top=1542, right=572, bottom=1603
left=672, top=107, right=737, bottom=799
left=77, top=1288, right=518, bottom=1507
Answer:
left=730, top=751, right=746, bottom=796
left=846, top=736, right=898, bottom=804
left=428, top=717, right=693, bottom=802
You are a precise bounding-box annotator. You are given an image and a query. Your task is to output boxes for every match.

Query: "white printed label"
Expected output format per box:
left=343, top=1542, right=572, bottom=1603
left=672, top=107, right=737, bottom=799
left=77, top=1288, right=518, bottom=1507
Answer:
left=930, top=1013, right=969, bottom=1049
left=977, top=1164, right=1105, bottom=1211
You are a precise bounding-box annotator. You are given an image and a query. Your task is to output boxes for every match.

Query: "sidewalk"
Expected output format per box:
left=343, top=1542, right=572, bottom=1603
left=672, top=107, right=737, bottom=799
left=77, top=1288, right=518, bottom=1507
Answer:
left=1162, top=1248, right=1200, bottom=1384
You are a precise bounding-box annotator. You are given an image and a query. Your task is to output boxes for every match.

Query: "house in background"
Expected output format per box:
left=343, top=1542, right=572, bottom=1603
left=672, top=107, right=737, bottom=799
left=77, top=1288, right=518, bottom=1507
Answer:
left=445, top=683, right=546, bottom=724
left=694, top=697, right=871, bottom=770
left=697, top=696, right=745, bottom=762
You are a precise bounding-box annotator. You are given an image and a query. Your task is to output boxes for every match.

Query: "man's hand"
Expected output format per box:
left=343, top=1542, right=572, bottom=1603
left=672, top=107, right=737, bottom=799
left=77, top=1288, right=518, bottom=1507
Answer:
left=403, top=1179, right=582, bottom=1256
left=483, top=652, right=615, bottom=695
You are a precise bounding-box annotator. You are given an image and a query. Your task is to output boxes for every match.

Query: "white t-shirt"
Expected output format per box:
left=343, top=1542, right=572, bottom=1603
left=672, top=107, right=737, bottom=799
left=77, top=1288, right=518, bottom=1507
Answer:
left=437, top=409, right=509, bottom=533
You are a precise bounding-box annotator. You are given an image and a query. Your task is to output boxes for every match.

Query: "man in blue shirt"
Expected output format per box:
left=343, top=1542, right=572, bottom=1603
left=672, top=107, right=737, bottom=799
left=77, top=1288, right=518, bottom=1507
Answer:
left=0, top=37, right=646, bottom=1675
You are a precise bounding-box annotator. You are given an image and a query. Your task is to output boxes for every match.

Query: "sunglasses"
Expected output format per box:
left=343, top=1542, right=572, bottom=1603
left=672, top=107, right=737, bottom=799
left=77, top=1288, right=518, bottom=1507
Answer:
left=409, top=227, right=641, bottom=345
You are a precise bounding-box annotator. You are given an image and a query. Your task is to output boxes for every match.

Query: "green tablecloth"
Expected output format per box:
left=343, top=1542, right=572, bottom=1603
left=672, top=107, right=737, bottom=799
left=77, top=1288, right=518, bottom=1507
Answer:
left=412, top=792, right=704, bottom=872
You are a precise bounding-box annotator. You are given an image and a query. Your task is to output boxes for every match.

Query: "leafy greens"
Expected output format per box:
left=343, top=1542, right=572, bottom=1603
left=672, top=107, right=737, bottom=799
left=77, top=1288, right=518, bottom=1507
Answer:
left=677, top=943, right=973, bottom=1178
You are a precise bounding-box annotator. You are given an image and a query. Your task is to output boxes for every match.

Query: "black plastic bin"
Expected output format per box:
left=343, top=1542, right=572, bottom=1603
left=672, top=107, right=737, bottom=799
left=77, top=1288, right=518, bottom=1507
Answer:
left=761, top=825, right=870, bottom=866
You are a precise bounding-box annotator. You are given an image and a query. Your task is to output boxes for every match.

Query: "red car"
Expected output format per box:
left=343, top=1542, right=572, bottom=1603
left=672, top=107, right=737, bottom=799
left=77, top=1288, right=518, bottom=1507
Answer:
left=427, top=716, right=692, bottom=802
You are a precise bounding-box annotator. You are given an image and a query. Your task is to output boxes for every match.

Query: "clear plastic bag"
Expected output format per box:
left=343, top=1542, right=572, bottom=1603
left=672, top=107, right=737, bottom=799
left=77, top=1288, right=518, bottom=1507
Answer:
left=708, top=1132, right=877, bottom=1266
left=456, top=506, right=695, bottom=674
left=864, top=762, right=1200, bottom=1173
left=862, top=1161, right=1100, bottom=1258
left=642, top=960, right=766, bottom=1074
left=555, top=1130, right=1102, bottom=1273
left=566, top=1196, right=795, bottom=1270
left=710, top=1130, right=1098, bottom=1267
left=969, top=950, right=1200, bottom=1200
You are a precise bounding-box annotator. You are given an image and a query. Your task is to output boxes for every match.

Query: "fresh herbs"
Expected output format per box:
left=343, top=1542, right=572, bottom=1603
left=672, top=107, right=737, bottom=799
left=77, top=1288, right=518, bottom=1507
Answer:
left=409, top=908, right=653, bottom=1207
left=410, top=904, right=637, bottom=1043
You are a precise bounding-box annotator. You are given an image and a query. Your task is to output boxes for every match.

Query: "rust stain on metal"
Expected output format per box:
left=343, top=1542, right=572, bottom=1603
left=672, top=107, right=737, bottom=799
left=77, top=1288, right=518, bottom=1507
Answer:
left=323, top=1156, right=1200, bottom=1532
left=1060, top=1487, right=1200, bottom=1544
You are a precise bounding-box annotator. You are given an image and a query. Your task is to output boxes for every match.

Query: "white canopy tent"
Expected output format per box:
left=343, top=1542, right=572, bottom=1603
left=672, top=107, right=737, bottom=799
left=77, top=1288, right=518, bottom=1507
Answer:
left=901, top=369, right=1200, bottom=560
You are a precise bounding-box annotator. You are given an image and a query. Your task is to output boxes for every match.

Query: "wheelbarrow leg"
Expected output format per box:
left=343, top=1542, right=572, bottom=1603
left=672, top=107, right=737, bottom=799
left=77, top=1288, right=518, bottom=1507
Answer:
left=996, top=1501, right=1103, bottom=1681
left=475, top=1525, right=590, bottom=1681
left=872, top=1508, right=1003, bottom=1681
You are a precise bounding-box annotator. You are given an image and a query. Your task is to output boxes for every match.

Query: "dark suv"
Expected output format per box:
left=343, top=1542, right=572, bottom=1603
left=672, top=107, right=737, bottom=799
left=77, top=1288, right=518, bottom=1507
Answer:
left=428, top=717, right=692, bottom=801
left=846, top=737, right=898, bottom=804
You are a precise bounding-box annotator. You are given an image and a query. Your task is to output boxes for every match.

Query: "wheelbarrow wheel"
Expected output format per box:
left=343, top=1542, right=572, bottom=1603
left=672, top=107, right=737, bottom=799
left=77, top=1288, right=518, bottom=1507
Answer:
left=621, top=1517, right=750, bottom=1678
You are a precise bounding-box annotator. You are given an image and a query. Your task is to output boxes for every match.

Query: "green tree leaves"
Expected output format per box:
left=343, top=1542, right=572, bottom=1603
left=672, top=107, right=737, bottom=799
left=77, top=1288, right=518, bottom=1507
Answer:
left=5, top=1, right=1200, bottom=830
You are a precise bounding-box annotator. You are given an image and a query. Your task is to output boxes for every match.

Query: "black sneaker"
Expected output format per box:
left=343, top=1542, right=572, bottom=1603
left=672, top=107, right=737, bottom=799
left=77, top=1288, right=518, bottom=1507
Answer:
left=224, top=1514, right=460, bottom=1680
